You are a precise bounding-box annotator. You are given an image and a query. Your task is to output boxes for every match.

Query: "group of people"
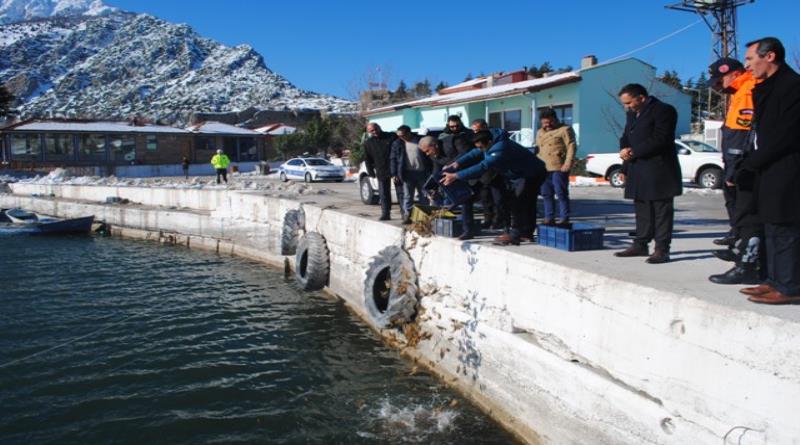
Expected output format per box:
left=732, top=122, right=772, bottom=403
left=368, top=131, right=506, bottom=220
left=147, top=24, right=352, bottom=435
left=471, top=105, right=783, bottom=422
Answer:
left=612, top=36, right=800, bottom=305
left=708, top=37, right=800, bottom=305
left=364, top=36, right=800, bottom=305
left=363, top=109, right=577, bottom=245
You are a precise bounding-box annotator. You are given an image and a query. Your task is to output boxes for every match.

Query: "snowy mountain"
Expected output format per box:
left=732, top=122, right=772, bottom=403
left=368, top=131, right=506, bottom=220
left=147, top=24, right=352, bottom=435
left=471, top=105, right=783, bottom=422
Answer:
left=0, top=0, right=115, bottom=25
left=0, top=0, right=356, bottom=123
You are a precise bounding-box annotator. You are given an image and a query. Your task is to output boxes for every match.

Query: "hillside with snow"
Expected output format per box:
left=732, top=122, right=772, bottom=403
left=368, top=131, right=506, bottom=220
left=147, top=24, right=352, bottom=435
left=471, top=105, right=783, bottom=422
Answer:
left=0, top=0, right=356, bottom=123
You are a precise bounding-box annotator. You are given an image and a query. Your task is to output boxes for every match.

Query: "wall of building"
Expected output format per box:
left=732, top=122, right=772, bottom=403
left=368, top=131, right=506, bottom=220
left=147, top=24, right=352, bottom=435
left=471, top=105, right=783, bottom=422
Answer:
left=577, top=59, right=692, bottom=155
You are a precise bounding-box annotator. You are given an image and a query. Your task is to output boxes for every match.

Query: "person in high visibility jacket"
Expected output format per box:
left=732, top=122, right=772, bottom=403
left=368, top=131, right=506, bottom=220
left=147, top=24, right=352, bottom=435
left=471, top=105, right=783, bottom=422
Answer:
left=210, top=149, right=231, bottom=184
left=707, top=57, right=763, bottom=285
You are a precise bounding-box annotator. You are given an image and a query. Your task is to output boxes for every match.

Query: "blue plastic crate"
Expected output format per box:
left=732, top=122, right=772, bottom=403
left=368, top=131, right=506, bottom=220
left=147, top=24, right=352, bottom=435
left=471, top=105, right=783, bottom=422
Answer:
left=432, top=217, right=482, bottom=238
left=537, top=223, right=605, bottom=251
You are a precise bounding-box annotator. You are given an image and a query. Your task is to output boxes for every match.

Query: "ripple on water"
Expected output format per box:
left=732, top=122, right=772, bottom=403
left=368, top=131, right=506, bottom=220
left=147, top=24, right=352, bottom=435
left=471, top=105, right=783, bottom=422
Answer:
left=0, top=235, right=516, bottom=444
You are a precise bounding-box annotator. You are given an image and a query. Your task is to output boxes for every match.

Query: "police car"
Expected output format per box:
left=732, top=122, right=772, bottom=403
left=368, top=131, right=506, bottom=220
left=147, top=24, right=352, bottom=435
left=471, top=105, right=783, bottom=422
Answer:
left=278, top=157, right=346, bottom=183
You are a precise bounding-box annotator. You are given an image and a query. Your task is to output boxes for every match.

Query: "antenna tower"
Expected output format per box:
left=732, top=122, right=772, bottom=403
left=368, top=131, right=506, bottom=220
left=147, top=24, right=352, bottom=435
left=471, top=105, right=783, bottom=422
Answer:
left=666, top=0, right=754, bottom=118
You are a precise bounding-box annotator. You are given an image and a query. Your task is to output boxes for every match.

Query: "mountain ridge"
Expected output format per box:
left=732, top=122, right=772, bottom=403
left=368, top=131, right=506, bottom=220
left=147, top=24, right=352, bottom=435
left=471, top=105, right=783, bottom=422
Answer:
left=0, top=1, right=357, bottom=124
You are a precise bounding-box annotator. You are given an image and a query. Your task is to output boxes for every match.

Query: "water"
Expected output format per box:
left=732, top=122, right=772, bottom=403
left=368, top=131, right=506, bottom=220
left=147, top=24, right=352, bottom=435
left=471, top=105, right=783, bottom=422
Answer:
left=0, top=235, right=516, bottom=444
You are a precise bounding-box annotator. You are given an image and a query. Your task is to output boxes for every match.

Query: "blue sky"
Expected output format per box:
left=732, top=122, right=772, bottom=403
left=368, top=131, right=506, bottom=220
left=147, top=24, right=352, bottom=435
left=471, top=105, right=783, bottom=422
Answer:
left=107, top=0, right=798, bottom=99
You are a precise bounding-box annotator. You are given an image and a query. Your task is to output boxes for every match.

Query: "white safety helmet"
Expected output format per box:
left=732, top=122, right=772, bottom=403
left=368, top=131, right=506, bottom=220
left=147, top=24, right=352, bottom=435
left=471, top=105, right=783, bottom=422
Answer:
left=216, top=149, right=223, bottom=154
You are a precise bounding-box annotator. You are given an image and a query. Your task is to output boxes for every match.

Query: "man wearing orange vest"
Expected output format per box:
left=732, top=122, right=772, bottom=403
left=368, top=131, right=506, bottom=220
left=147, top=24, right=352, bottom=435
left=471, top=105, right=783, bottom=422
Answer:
left=707, top=57, right=763, bottom=285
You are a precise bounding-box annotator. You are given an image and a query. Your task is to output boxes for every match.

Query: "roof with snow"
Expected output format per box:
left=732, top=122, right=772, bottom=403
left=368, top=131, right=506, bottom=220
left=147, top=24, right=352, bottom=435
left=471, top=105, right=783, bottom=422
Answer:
left=185, top=121, right=261, bottom=135
left=364, top=71, right=581, bottom=115
left=2, top=119, right=191, bottom=134
left=253, top=123, right=297, bottom=135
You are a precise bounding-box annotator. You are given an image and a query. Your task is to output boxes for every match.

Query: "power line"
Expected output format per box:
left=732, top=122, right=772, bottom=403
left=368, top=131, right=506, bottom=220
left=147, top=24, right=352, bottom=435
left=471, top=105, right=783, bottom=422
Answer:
left=603, top=20, right=703, bottom=64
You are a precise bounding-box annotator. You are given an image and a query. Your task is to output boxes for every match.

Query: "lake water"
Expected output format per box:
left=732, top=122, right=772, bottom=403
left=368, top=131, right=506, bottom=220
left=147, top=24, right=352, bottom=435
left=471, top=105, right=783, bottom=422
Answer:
left=0, top=234, right=516, bottom=444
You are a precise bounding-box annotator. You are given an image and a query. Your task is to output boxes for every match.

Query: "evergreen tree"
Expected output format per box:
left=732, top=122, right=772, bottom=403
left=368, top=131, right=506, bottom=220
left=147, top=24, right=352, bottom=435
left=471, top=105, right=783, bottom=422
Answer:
left=394, top=80, right=408, bottom=100
left=412, top=79, right=432, bottom=97
left=463, top=72, right=473, bottom=82
left=435, top=81, right=448, bottom=92
left=658, top=69, right=683, bottom=89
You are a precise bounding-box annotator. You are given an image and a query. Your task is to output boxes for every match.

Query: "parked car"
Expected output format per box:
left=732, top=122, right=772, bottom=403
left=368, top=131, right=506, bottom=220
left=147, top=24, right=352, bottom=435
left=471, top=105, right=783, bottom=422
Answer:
left=278, top=157, right=346, bottom=183
left=585, top=139, right=724, bottom=189
left=357, top=127, right=445, bottom=205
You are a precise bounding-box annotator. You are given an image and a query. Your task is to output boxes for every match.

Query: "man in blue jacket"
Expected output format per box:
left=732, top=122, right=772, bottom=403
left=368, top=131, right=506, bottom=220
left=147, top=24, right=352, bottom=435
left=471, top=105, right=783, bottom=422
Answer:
left=441, top=130, right=546, bottom=245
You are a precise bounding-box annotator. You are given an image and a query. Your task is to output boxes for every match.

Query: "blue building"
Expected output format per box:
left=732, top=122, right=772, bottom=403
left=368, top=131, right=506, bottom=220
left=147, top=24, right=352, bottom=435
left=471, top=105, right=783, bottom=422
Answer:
left=364, top=57, right=692, bottom=155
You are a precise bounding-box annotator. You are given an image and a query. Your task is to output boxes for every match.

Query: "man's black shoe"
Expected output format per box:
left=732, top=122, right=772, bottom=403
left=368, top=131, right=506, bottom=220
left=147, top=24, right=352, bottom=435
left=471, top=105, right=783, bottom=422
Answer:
left=402, top=217, right=413, bottom=225
left=646, top=249, right=670, bottom=264
left=614, top=245, right=649, bottom=257
left=378, top=215, right=390, bottom=221
left=712, top=249, right=737, bottom=262
left=713, top=235, right=737, bottom=246
left=709, top=265, right=760, bottom=285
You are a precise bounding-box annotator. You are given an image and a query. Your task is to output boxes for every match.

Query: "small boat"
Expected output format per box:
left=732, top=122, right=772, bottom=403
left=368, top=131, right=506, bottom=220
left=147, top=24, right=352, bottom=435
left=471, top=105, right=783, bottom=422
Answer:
left=2, top=209, right=95, bottom=235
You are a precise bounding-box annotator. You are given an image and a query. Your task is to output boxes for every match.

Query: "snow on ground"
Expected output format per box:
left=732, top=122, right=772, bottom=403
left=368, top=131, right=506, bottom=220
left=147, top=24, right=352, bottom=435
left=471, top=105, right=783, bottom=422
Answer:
left=13, top=169, right=337, bottom=197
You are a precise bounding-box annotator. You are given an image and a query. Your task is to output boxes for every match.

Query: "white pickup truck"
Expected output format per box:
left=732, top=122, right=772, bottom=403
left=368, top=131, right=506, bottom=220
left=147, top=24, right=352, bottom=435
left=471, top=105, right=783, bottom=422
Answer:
left=585, top=139, right=724, bottom=189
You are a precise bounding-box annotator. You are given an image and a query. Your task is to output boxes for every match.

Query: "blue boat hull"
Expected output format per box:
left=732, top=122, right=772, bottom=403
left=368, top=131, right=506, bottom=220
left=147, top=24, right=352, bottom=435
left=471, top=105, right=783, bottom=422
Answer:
left=33, top=215, right=95, bottom=235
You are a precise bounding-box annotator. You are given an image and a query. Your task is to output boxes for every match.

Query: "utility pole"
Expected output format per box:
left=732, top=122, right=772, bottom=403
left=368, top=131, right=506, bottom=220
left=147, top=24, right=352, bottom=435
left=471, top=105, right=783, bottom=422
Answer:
left=666, top=0, right=754, bottom=119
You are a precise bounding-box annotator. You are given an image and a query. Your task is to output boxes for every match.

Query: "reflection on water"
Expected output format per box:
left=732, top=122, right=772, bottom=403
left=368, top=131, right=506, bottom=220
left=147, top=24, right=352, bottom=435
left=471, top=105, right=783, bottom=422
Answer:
left=0, top=235, right=515, bottom=444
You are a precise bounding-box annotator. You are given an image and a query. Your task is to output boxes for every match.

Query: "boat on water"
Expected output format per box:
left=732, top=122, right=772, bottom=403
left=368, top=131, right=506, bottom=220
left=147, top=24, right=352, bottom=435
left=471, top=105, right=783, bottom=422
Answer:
left=0, top=209, right=95, bottom=235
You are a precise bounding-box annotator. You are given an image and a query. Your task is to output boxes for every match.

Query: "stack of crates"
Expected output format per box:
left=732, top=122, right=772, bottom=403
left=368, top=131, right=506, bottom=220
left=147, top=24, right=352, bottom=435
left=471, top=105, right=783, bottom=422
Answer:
left=538, top=223, right=605, bottom=251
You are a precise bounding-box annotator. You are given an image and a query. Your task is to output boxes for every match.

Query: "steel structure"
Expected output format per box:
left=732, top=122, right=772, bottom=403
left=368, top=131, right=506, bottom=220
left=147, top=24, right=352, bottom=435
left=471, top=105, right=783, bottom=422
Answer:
left=667, top=0, right=754, bottom=118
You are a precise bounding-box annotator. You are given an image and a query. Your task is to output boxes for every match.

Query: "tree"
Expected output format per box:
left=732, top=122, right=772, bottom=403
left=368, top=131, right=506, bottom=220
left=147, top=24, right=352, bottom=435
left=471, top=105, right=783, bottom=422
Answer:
left=658, top=69, right=683, bottom=89
left=435, top=81, right=448, bottom=92
left=394, top=80, right=408, bottom=101
left=0, top=86, right=15, bottom=119
left=463, top=72, right=473, bottom=82
left=412, top=79, right=431, bottom=97
left=274, top=132, right=307, bottom=159
left=304, top=117, right=333, bottom=154
left=528, top=62, right=553, bottom=78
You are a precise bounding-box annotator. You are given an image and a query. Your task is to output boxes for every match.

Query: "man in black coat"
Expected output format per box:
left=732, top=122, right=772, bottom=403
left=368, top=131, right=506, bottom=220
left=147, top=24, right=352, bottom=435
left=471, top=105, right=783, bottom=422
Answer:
left=613, top=83, right=681, bottom=264
left=737, top=37, right=800, bottom=304
left=364, top=122, right=398, bottom=220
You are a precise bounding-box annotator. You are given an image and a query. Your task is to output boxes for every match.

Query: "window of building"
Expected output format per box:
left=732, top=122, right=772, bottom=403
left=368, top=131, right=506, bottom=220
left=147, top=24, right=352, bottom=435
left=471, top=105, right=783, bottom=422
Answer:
left=238, top=137, right=257, bottom=161
left=44, top=134, right=74, bottom=161
left=109, top=135, right=137, bottom=163
left=536, top=104, right=574, bottom=128
left=146, top=135, right=158, bottom=151
left=10, top=134, right=42, bottom=161
left=78, top=134, right=106, bottom=161
left=223, top=137, right=238, bottom=161
left=488, top=110, right=522, bottom=132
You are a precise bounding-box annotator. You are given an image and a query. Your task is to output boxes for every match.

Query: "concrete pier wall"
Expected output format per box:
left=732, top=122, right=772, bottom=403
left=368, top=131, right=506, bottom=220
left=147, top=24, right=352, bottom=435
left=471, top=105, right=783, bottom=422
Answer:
left=3, top=183, right=799, bottom=445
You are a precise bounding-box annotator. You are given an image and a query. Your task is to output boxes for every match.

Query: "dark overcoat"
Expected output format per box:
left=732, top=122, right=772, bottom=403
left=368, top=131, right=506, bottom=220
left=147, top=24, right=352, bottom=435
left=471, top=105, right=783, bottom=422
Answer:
left=741, top=64, right=800, bottom=224
left=620, top=97, right=682, bottom=201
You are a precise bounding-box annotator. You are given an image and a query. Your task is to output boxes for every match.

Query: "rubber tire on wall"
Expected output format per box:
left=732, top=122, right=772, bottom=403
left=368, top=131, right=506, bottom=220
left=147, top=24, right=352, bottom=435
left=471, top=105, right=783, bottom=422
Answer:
left=363, top=246, right=418, bottom=328
left=281, top=208, right=305, bottom=255
left=295, top=232, right=330, bottom=291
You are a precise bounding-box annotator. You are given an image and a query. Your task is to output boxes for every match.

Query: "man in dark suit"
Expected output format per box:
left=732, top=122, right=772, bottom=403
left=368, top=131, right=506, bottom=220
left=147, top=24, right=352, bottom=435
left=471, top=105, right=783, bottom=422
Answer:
left=737, top=37, right=800, bottom=305
left=364, top=122, right=397, bottom=221
left=613, top=83, right=681, bottom=264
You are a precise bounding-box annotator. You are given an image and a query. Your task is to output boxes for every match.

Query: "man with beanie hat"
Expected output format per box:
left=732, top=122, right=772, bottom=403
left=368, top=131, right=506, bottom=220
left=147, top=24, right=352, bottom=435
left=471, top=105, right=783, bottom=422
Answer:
left=706, top=57, right=764, bottom=285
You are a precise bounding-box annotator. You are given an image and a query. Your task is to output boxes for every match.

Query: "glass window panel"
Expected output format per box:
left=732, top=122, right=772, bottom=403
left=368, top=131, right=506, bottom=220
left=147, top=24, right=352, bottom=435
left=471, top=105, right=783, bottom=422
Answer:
left=79, top=134, right=106, bottom=161
left=146, top=135, right=158, bottom=151
left=238, top=137, right=257, bottom=161
left=503, top=110, right=522, bottom=132
left=44, top=134, right=74, bottom=161
left=488, top=112, right=502, bottom=129
left=223, top=138, right=238, bottom=161
left=109, top=135, right=136, bottom=163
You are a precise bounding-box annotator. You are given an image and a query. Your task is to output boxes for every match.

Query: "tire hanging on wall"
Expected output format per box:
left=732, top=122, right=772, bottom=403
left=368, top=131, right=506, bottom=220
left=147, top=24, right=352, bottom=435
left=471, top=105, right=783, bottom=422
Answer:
left=281, top=208, right=305, bottom=255
left=363, top=246, right=418, bottom=328
left=295, top=231, right=330, bottom=291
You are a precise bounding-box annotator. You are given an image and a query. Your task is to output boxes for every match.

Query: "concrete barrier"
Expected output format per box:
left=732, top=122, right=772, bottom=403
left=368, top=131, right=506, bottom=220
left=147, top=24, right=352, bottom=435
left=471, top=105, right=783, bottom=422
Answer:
left=3, top=183, right=798, bottom=445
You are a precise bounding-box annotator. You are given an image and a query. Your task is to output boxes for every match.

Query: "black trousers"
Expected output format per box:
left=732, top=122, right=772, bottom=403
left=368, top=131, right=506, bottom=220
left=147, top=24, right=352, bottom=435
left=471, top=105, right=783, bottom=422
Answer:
left=723, top=182, right=737, bottom=235
left=508, top=177, right=542, bottom=239
left=215, top=168, right=227, bottom=184
left=633, top=198, right=674, bottom=250
left=732, top=185, right=763, bottom=266
left=376, top=177, right=392, bottom=217
left=764, top=223, right=800, bottom=296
